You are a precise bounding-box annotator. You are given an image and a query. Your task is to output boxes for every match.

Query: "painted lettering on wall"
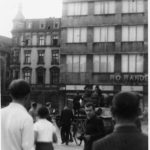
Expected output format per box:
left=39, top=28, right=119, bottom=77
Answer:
left=110, top=74, right=148, bottom=82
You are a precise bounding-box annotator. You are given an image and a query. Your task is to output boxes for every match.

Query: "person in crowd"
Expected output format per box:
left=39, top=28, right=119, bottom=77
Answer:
left=60, top=105, right=74, bottom=145
left=73, top=92, right=82, bottom=116
left=71, top=120, right=78, bottom=145
left=81, top=102, right=105, bottom=150
left=93, top=91, right=148, bottom=150
left=1, top=79, right=34, bottom=150
left=29, top=102, right=38, bottom=122
left=34, top=106, right=57, bottom=150
left=46, top=102, right=52, bottom=122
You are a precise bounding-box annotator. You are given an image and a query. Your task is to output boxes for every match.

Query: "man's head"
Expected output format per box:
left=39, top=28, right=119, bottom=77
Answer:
left=8, top=79, right=31, bottom=109
left=111, top=91, right=140, bottom=122
left=32, top=102, right=37, bottom=109
left=46, top=102, right=51, bottom=107
left=85, top=102, right=95, bottom=119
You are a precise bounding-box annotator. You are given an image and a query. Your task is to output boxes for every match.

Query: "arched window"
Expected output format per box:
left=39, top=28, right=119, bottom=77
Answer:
left=36, top=67, right=46, bottom=84
left=50, top=67, right=60, bottom=85
left=22, top=67, right=32, bottom=83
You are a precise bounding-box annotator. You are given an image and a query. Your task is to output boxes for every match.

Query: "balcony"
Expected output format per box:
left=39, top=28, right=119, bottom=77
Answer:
left=121, top=42, right=144, bottom=52
left=93, top=42, right=115, bottom=53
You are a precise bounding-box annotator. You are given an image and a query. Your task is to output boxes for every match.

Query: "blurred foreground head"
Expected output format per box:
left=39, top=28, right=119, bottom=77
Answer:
left=111, top=92, right=139, bottom=121
left=9, top=79, right=30, bottom=100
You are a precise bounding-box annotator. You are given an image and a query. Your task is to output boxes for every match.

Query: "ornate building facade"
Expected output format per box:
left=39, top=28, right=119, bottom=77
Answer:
left=10, top=8, right=65, bottom=112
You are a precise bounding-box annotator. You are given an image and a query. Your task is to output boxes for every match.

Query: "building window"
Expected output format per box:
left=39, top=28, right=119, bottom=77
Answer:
left=24, top=35, right=31, bottom=46
left=36, top=67, right=45, bottom=84
left=121, top=55, right=144, bottom=73
left=67, top=2, right=88, bottom=16
left=93, top=55, right=114, bottom=72
left=24, top=50, right=31, bottom=64
left=94, top=1, right=115, bottom=15
left=26, top=21, right=32, bottom=29
left=53, top=36, right=59, bottom=46
left=122, top=26, right=144, bottom=41
left=67, top=28, right=87, bottom=43
left=12, top=50, right=19, bottom=63
left=51, top=50, right=59, bottom=65
left=40, top=21, right=45, bottom=29
left=94, top=27, right=115, bottom=42
left=38, top=50, right=45, bottom=64
left=23, top=68, right=32, bottom=83
left=50, top=67, right=60, bottom=84
left=66, top=55, right=86, bottom=72
left=13, top=70, right=19, bottom=79
left=122, top=0, right=144, bottom=13
left=53, top=22, right=59, bottom=29
left=39, top=36, right=45, bottom=45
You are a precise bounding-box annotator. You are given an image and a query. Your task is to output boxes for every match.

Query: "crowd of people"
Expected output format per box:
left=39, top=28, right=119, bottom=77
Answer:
left=1, top=79, right=148, bottom=150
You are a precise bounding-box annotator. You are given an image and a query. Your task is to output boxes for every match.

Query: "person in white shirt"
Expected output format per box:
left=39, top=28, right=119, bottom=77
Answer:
left=1, top=79, right=34, bottom=150
left=34, top=106, right=57, bottom=150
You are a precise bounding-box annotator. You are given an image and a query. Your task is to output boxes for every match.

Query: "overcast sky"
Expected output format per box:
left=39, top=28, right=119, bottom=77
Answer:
left=0, top=0, right=62, bottom=38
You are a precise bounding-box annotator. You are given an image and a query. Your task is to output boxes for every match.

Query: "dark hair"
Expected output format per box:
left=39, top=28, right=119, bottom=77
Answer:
left=38, top=106, right=49, bottom=118
left=46, top=102, right=51, bottom=107
left=85, top=102, right=95, bottom=110
left=32, top=102, right=37, bottom=108
left=8, top=79, right=30, bottom=99
left=111, top=92, right=139, bottom=120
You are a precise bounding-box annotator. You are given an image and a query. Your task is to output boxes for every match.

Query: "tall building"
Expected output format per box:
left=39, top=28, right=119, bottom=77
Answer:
left=0, top=35, right=12, bottom=106
left=60, top=0, right=148, bottom=109
left=11, top=7, right=65, bottom=112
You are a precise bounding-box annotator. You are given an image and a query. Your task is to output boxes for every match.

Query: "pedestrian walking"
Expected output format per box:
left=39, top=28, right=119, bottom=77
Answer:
left=82, top=102, right=105, bottom=150
left=60, top=105, right=74, bottom=145
left=73, top=92, right=82, bottom=116
left=34, top=106, right=57, bottom=150
left=92, top=91, right=148, bottom=150
left=1, top=79, right=34, bottom=150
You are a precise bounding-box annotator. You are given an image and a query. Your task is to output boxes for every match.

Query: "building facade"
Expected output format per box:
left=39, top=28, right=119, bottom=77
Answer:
left=0, top=36, right=12, bottom=106
left=10, top=8, right=65, bottom=112
left=60, top=0, right=148, bottom=109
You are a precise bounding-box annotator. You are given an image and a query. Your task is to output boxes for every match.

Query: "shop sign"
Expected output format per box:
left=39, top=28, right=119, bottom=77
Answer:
left=110, top=74, right=148, bottom=82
